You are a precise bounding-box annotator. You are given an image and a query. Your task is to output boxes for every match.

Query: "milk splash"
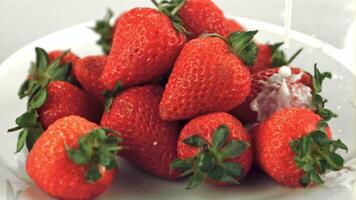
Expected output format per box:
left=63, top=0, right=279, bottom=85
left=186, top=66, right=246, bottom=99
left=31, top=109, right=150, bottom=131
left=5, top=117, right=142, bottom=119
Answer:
left=250, top=66, right=312, bottom=122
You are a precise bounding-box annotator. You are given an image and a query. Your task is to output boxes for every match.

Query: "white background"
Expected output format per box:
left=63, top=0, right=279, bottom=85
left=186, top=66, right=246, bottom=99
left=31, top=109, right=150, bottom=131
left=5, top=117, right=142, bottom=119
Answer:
left=0, top=0, right=354, bottom=63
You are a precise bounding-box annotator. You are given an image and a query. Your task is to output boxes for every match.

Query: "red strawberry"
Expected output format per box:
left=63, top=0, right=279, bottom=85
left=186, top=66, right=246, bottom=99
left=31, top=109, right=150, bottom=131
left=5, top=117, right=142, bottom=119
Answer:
left=226, top=18, right=245, bottom=34
left=172, top=112, right=252, bottom=189
left=10, top=48, right=102, bottom=153
left=48, top=50, right=79, bottom=65
left=100, top=8, right=186, bottom=90
left=250, top=43, right=303, bottom=74
left=160, top=31, right=258, bottom=121
left=101, top=84, right=181, bottom=179
left=230, top=66, right=312, bottom=124
left=38, top=81, right=103, bottom=129
left=152, top=0, right=230, bottom=39
left=253, top=108, right=347, bottom=187
left=26, top=116, right=120, bottom=200
left=73, top=55, right=106, bottom=101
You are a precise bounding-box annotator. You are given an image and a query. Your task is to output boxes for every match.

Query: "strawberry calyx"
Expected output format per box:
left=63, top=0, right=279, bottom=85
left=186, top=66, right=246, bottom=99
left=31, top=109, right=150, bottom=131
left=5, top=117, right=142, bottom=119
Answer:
left=269, top=42, right=303, bottom=67
left=200, top=31, right=259, bottom=66
left=228, top=31, right=259, bottom=66
left=102, top=82, right=123, bottom=112
left=289, top=64, right=347, bottom=187
left=150, top=0, right=190, bottom=35
left=290, top=121, right=348, bottom=187
left=8, top=47, right=74, bottom=153
left=65, top=128, right=122, bottom=182
left=92, top=9, right=114, bottom=55
left=311, top=64, right=337, bottom=120
left=171, top=125, right=249, bottom=189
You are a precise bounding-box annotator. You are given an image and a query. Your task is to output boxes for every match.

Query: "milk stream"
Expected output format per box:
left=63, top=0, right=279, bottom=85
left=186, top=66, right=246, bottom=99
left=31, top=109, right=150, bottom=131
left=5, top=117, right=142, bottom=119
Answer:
left=284, top=0, right=293, bottom=48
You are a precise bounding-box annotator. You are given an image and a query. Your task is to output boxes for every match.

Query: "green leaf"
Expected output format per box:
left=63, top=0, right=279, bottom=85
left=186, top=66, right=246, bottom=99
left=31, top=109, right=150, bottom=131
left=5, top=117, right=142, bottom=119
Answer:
left=270, top=42, right=287, bottom=66
left=331, top=139, right=348, bottom=152
left=92, top=9, right=114, bottom=54
left=290, top=118, right=348, bottom=187
left=66, top=128, right=121, bottom=182
left=30, top=88, right=48, bottom=109
left=299, top=173, right=311, bottom=187
left=310, top=170, right=324, bottom=184
left=211, top=125, right=229, bottom=151
left=152, top=0, right=189, bottom=35
left=15, top=110, right=38, bottom=128
left=197, top=152, right=216, bottom=173
left=219, top=175, right=239, bottom=184
left=18, top=80, right=30, bottom=99
left=35, top=47, right=49, bottom=73
left=186, top=171, right=205, bottom=190
left=86, top=165, right=101, bottom=182
left=270, top=42, right=303, bottom=67
left=222, top=162, right=243, bottom=178
left=311, top=131, right=329, bottom=146
left=50, top=63, right=71, bottom=81
left=286, top=48, right=303, bottom=65
left=103, top=82, right=123, bottom=112
left=171, top=158, right=193, bottom=171
left=207, top=165, right=224, bottom=181
left=183, top=135, right=208, bottom=147
left=228, top=30, right=259, bottom=66
left=221, top=140, right=248, bottom=159
left=15, top=129, right=28, bottom=153
left=328, top=153, right=344, bottom=170
left=66, top=147, right=90, bottom=165
left=26, top=127, right=42, bottom=151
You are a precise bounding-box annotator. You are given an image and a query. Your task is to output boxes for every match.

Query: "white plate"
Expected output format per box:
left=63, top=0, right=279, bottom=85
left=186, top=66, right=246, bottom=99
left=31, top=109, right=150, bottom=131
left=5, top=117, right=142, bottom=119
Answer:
left=0, top=17, right=355, bottom=200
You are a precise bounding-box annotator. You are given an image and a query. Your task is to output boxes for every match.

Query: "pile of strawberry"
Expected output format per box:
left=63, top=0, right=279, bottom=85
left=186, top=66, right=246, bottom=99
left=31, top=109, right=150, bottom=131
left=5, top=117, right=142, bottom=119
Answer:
left=8, top=0, right=348, bottom=199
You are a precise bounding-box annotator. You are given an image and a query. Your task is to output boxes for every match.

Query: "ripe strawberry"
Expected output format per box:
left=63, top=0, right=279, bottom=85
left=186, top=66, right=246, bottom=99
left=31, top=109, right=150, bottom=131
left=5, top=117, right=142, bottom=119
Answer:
left=254, top=66, right=347, bottom=187
left=152, top=0, right=230, bottom=39
left=253, top=108, right=347, bottom=187
left=249, top=43, right=303, bottom=74
left=230, top=66, right=312, bottom=124
left=26, top=116, right=121, bottom=200
left=100, top=8, right=186, bottom=90
left=172, top=112, right=252, bottom=189
left=38, top=81, right=103, bottom=129
left=73, top=55, right=106, bottom=101
left=48, top=50, right=79, bottom=65
left=160, top=31, right=258, bottom=121
left=10, top=48, right=101, bottom=152
left=225, top=18, right=245, bottom=34
left=101, top=84, right=181, bottom=179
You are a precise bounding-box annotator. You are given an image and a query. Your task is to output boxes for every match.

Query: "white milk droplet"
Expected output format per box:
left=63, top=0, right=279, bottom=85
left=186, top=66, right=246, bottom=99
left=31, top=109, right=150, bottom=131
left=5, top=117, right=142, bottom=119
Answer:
left=279, top=66, right=292, bottom=77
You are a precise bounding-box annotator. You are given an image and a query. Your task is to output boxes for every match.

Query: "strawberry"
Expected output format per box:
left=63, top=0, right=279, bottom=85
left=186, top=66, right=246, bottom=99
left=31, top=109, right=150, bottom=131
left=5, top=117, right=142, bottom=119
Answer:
left=26, top=115, right=121, bottom=200
left=159, top=31, right=258, bottom=121
left=249, top=43, right=303, bottom=74
left=101, top=84, right=181, bottom=179
left=172, top=112, right=252, bottom=189
left=100, top=8, right=186, bottom=90
left=253, top=108, right=347, bottom=187
left=225, top=18, right=245, bottom=34
left=38, top=81, right=103, bottom=129
left=152, top=0, right=230, bottom=39
left=73, top=55, right=106, bottom=101
left=9, top=48, right=102, bottom=152
left=253, top=66, right=347, bottom=187
left=230, top=66, right=312, bottom=124
left=48, top=50, right=79, bottom=65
